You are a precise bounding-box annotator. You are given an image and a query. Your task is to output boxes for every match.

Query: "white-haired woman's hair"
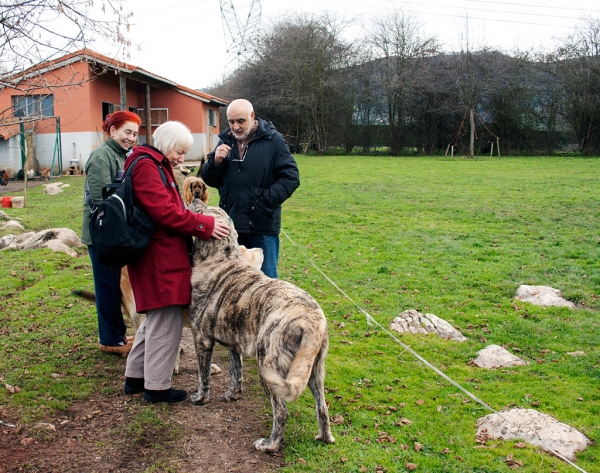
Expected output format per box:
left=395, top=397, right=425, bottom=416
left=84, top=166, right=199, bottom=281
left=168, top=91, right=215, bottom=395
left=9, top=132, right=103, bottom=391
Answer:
left=152, top=121, right=193, bottom=155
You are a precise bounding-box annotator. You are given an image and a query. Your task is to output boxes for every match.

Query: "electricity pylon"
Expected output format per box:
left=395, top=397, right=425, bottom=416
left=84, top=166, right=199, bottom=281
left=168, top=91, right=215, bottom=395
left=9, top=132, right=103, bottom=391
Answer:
left=219, top=0, right=262, bottom=76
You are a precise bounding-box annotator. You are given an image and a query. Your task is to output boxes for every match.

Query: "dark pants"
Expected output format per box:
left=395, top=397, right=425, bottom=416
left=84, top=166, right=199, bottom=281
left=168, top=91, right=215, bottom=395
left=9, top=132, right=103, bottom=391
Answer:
left=237, top=233, right=279, bottom=279
left=88, top=246, right=127, bottom=346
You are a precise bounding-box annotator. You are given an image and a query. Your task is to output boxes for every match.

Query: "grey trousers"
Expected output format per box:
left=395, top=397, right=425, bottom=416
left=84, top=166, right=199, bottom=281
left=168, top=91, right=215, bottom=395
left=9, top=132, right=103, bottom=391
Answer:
left=125, top=305, right=184, bottom=390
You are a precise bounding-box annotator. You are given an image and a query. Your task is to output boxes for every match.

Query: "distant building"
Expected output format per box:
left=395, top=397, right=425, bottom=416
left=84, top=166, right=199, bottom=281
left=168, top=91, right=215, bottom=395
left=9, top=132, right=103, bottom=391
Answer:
left=0, top=49, right=227, bottom=177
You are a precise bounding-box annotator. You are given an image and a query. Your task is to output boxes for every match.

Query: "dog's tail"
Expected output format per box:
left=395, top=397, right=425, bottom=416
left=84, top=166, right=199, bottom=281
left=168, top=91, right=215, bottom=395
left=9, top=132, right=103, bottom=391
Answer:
left=72, top=289, right=96, bottom=303
left=259, top=320, right=327, bottom=402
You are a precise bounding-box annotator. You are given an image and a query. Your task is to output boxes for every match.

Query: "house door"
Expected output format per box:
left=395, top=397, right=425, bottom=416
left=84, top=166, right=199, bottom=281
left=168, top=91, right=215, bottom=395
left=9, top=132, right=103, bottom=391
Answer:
left=206, top=110, right=214, bottom=153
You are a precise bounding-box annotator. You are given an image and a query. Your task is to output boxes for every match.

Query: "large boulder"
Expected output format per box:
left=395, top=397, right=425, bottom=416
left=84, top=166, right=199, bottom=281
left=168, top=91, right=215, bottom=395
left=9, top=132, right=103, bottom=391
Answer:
left=390, top=309, right=467, bottom=342
left=515, top=285, right=575, bottom=308
left=0, top=228, right=83, bottom=256
left=473, top=344, right=528, bottom=369
left=477, top=408, right=590, bottom=461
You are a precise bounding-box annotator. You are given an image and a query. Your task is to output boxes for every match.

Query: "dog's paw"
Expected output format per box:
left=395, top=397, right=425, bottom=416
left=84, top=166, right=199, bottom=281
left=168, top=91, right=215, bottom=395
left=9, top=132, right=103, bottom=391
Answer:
left=253, top=437, right=282, bottom=453
left=224, top=389, right=242, bottom=402
left=315, top=432, right=336, bottom=444
left=190, top=392, right=208, bottom=405
left=210, top=363, right=222, bottom=374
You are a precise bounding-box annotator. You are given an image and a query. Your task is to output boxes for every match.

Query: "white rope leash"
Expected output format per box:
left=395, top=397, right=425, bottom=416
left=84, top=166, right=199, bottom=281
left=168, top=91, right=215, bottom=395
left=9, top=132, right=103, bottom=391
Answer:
left=281, top=229, right=589, bottom=473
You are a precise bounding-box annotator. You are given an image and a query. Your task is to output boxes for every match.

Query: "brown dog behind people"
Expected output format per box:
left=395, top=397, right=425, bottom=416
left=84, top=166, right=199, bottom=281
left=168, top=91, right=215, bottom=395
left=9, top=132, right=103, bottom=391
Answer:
left=188, top=199, right=335, bottom=452
left=181, top=175, right=209, bottom=206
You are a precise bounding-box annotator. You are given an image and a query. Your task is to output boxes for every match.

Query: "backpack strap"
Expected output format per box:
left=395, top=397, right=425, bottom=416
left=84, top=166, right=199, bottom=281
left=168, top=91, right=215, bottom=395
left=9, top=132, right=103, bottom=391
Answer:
left=86, top=155, right=168, bottom=214
left=128, top=155, right=167, bottom=186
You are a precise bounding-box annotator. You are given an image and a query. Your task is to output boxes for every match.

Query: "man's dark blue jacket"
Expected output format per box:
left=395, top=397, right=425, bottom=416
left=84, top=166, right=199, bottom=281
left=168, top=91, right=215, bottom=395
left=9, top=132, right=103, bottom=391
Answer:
left=201, top=118, right=300, bottom=235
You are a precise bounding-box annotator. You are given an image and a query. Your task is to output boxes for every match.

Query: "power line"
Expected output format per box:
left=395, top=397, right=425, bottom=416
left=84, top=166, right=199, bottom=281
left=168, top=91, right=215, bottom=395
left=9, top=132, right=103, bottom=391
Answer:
left=311, top=0, right=583, bottom=29
left=389, top=0, right=587, bottom=21
left=466, top=0, right=600, bottom=13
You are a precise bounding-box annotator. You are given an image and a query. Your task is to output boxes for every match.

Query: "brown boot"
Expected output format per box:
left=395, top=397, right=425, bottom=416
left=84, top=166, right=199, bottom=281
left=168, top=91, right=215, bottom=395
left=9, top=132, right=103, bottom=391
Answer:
left=98, top=340, right=132, bottom=355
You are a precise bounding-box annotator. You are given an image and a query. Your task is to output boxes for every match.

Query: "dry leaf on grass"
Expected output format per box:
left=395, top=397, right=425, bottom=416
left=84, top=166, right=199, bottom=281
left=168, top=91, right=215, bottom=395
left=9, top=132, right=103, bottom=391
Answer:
left=406, top=462, right=417, bottom=470
left=414, top=441, right=423, bottom=451
left=330, top=414, right=345, bottom=425
left=504, top=453, right=524, bottom=468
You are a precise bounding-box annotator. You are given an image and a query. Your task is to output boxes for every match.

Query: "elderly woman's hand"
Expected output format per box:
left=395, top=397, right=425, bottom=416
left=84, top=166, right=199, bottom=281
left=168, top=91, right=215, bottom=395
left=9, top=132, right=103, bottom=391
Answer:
left=211, top=218, right=230, bottom=239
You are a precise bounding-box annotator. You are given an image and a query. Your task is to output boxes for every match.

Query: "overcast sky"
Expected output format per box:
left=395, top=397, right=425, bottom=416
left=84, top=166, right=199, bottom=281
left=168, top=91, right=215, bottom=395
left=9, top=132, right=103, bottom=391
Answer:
left=110, top=0, right=599, bottom=90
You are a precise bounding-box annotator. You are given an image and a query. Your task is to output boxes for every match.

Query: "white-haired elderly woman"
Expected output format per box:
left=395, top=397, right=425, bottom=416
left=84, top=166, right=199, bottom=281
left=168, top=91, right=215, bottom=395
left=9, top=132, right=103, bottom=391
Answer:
left=122, top=121, right=229, bottom=403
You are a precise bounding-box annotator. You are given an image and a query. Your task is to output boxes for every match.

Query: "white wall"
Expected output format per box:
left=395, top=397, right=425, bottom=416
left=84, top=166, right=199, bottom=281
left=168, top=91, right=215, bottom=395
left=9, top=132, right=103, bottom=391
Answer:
left=61, top=131, right=103, bottom=170
left=0, top=137, right=23, bottom=176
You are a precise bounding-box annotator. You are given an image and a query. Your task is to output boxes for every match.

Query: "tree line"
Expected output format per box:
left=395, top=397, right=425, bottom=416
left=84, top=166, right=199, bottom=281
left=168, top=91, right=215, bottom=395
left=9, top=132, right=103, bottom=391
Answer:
left=209, top=12, right=600, bottom=156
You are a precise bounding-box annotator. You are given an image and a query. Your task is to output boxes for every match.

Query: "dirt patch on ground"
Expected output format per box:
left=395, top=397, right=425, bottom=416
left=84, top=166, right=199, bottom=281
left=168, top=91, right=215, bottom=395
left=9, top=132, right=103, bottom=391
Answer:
left=0, top=330, right=283, bottom=472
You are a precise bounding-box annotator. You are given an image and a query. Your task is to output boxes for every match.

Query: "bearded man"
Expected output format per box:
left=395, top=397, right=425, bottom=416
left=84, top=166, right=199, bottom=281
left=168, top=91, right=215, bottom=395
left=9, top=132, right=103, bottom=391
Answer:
left=200, top=99, right=300, bottom=278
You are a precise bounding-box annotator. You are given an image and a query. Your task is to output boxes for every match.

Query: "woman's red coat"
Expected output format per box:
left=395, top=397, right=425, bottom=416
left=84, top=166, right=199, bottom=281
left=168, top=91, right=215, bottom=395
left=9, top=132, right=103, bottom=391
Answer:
left=123, top=145, right=214, bottom=312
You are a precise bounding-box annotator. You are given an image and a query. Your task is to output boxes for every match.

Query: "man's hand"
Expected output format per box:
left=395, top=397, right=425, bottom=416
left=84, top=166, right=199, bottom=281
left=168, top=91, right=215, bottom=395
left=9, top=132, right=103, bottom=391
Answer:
left=211, top=218, right=230, bottom=240
left=214, top=144, right=232, bottom=165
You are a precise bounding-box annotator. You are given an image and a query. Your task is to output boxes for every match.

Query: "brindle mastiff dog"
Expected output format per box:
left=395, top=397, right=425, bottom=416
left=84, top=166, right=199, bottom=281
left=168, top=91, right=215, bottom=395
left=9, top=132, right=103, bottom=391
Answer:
left=188, top=199, right=335, bottom=452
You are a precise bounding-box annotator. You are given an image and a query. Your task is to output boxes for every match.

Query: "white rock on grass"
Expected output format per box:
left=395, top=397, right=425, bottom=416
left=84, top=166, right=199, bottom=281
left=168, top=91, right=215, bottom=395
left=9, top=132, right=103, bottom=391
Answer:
left=38, top=228, right=83, bottom=248
left=515, top=285, right=575, bottom=308
left=42, top=239, right=77, bottom=257
left=43, top=184, right=63, bottom=195
left=0, top=234, right=15, bottom=249
left=390, top=309, right=467, bottom=342
left=473, top=344, right=528, bottom=369
left=477, top=408, right=590, bottom=461
left=1, top=232, right=37, bottom=250
left=1, top=220, right=24, bottom=230
left=0, top=228, right=83, bottom=256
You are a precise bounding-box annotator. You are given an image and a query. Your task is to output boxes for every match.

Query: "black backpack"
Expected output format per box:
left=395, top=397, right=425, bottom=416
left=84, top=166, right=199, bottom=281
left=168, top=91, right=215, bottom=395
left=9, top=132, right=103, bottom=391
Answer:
left=88, top=156, right=166, bottom=270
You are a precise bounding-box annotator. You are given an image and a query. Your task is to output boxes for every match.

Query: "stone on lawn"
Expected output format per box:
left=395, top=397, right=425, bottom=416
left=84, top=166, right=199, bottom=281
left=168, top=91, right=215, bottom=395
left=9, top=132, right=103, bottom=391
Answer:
left=42, top=239, right=77, bottom=257
left=515, top=285, right=575, bottom=308
left=43, top=184, right=63, bottom=195
left=390, top=309, right=467, bottom=342
left=0, top=228, right=82, bottom=256
left=476, top=408, right=590, bottom=461
left=1, top=220, right=24, bottom=230
left=473, top=344, right=528, bottom=369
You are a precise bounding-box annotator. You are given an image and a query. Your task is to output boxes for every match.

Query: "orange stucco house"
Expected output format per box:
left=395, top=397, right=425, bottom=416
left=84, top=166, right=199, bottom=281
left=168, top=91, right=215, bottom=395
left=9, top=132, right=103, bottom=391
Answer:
left=0, top=49, right=227, bottom=177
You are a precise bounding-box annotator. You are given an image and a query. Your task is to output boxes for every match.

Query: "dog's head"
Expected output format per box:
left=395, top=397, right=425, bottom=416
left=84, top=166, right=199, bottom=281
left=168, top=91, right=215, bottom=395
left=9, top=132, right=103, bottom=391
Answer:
left=182, top=176, right=209, bottom=206
left=189, top=199, right=241, bottom=263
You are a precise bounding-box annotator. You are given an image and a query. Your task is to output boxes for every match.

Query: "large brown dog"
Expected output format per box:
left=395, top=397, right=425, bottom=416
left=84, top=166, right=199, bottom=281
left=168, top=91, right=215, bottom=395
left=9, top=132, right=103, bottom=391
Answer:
left=188, top=199, right=335, bottom=452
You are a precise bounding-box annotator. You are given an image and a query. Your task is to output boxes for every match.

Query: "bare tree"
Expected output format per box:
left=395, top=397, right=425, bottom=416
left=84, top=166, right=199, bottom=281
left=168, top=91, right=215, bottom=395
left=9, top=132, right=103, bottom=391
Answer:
left=555, top=17, right=600, bottom=153
left=1, top=1, right=132, bottom=101
left=365, top=9, right=439, bottom=155
left=223, top=13, right=356, bottom=153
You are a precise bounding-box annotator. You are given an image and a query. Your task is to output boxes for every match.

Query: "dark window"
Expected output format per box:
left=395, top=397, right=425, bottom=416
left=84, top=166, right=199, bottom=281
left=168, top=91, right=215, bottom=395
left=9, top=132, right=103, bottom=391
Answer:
left=102, top=102, right=121, bottom=121
left=208, top=109, right=217, bottom=127
left=12, top=95, right=54, bottom=118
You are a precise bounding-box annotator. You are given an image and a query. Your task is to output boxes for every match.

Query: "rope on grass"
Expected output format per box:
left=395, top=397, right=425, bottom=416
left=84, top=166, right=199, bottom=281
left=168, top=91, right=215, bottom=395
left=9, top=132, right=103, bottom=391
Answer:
left=281, top=229, right=589, bottom=473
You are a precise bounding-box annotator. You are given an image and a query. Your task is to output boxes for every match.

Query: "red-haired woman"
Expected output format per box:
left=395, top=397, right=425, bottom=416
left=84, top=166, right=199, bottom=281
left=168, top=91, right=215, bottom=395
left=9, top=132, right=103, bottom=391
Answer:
left=81, top=111, right=141, bottom=354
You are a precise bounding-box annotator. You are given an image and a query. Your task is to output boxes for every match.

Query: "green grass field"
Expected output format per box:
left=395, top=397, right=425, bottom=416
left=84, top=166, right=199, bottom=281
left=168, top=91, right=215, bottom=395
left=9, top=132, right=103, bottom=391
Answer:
left=1, top=156, right=599, bottom=472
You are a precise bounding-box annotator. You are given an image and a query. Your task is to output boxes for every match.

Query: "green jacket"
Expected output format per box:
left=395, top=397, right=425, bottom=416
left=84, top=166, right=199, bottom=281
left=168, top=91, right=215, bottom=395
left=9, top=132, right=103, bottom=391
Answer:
left=81, top=138, right=128, bottom=245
